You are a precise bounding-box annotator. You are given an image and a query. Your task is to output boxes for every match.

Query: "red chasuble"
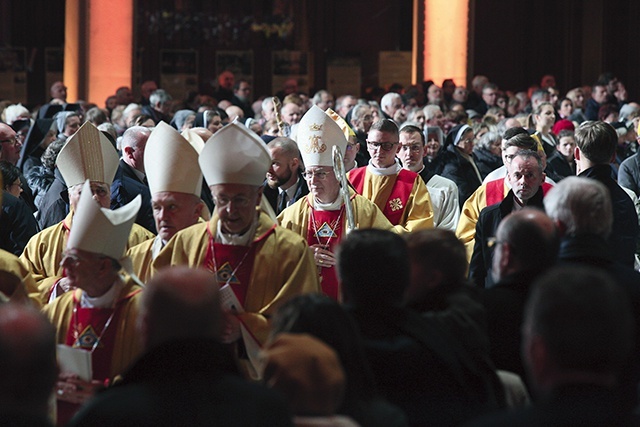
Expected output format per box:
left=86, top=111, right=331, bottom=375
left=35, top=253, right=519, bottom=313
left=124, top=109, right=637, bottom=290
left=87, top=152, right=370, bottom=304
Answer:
left=59, top=295, right=123, bottom=425
left=307, top=204, right=345, bottom=301
left=202, top=227, right=269, bottom=306
left=349, top=167, right=415, bottom=225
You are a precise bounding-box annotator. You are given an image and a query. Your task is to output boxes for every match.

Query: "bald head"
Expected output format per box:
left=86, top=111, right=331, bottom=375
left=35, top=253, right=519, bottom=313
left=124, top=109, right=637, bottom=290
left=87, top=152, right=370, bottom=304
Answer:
left=0, top=304, right=57, bottom=413
left=141, top=267, right=222, bottom=350
left=492, top=208, right=558, bottom=282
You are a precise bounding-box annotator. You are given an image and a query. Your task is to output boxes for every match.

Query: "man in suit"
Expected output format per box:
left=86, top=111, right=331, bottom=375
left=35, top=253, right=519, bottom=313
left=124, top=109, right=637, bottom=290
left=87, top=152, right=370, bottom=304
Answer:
left=111, top=126, right=155, bottom=233
left=263, top=137, right=308, bottom=215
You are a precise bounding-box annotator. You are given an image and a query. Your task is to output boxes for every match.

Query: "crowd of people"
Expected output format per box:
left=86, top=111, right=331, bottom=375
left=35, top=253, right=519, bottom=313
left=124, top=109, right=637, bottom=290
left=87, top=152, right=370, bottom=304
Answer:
left=1, top=69, right=640, bottom=426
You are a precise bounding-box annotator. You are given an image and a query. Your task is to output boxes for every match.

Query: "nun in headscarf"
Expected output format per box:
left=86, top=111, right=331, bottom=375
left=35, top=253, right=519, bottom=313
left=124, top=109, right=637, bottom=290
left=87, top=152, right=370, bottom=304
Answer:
left=170, top=109, right=196, bottom=131
left=439, top=123, right=482, bottom=207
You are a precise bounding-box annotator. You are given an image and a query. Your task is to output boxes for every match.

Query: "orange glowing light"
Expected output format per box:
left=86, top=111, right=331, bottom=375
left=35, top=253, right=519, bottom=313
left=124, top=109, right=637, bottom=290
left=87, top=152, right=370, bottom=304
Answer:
left=422, top=0, right=468, bottom=87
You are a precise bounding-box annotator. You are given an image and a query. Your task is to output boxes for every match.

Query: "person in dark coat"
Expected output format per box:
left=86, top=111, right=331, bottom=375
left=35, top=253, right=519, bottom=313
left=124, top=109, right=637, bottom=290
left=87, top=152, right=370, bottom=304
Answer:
left=0, top=161, right=39, bottom=255
left=544, top=176, right=640, bottom=410
left=546, top=129, right=576, bottom=180
left=473, top=131, right=503, bottom=179
left=68, top=267, right=292, bottom=427
left=440, top=124, right=483, bottom=207
left=110, top=126, right=155, bottom=233
left=338, top=229, right=505, bottom=426
left=480, top=209, right=558, bottom=388
left=618, top=147, right=640, bottom=197
left=469, top=266, right=639, bottom=427
left=574, top=120, right=638, bottom=267
left=470, top=151, right=547, bottom=288
left=262, top=137, right=308, bottom=215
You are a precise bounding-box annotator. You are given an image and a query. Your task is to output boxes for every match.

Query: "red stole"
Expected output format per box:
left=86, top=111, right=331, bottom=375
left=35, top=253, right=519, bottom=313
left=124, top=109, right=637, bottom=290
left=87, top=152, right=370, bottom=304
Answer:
left=485, top=178, right=506, bottom=206
left=59, top=293, right=123, bottom=425
left=307, top=203, right=345, bottom=301
left=349, top=167, right=415, bottom=226
left=486, top=178, right=554, bottom=206
left=203, top=227, right=269, bottom=306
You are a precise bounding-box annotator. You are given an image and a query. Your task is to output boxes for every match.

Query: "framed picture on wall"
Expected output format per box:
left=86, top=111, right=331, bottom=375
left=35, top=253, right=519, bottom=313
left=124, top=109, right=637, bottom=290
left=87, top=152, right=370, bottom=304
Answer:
left=0, top=48, right=27, bottom=103
left=216, top=51, right=253, bottom=84
left=272, top=51, right=312, bottom=96
left=159, top=49, right=199, bottom=100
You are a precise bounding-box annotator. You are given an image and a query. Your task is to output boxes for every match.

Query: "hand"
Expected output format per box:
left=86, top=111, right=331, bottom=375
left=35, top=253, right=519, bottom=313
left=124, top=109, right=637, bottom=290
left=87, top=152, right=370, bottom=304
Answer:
left=56, top=372, right=103, bottom=405
left=310, top=244, right=336, bottom=268
left=57, top=277, right=75, bottom=294
left=221, top=312, right=241, bottom=344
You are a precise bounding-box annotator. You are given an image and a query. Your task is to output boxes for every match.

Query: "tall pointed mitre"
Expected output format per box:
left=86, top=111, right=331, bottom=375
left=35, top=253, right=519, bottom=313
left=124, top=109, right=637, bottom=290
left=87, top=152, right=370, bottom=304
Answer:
left=145, top=122, right=202, bottom=197
left=296, top=105, right=348, bottom=168
left=181, top=128, right=206, bottom=154
left=199, top=123, right=271, bottom=186
left=325, top=108, right=356, bottom=140
left=56, top=121, right=119, bottom=187
left=67, top=180, right=141, bottom=260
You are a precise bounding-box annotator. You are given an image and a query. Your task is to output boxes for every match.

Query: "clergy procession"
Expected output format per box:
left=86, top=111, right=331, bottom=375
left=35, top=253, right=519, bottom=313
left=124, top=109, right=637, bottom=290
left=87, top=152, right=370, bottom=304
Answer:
left=2, top=72, right=640, bottom=426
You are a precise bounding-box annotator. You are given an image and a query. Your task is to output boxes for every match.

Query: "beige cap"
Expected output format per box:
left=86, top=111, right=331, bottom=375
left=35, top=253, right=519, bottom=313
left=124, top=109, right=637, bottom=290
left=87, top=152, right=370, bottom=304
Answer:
left=325, top=108, right=356, bottom=140
left=67, top=180, right=141, bottom=260
left=57, top=121, right=119, bottom=188
left=145, top=122, right=203, bottom=197
left=296, top=105, right=347, bottom=168
left=181, top=128, right=207, bottom=154
left=199, top=123, right=270, bottom=186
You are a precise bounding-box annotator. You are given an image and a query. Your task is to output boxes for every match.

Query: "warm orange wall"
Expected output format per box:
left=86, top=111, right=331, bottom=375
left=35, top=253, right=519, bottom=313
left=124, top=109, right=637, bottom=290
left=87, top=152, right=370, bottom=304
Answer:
left=423, top=0, right=468, bottom=87
left=87, top=0, right=133, bottom=105
left=63, top=0, right=80, bottom=102
left=63, top=0, right=133, bottom=105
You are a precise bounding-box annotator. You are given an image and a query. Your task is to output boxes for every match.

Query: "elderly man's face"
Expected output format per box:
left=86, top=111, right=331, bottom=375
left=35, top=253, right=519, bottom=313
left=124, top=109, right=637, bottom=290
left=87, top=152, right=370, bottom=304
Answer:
left=427, top=85, right=442, bottom=103
left=60, top=248, right=108, bottom=293
left=303, top=167, right=340, bottom=204
left=219, top=72, right=235, bottom=90
left=211, top=184, right=262, bottom=235
left=51, top=82, right=67, bottom=101
left=69, top=181, right=111, bottom=211
left=0, top=124, right=21, bottom=165
left=316, top=93, right=334, bottom=110
left=508, top=156, right=544, bottom=202
left=64, top=116, right=81, bottom=137
left=152, top=191, right=202, bottom=242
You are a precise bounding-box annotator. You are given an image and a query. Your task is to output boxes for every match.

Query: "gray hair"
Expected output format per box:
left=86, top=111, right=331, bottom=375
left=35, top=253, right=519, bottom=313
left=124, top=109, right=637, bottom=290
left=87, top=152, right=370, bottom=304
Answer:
left=380, top=92, right=402, bottom=111
left=543, top=176, right=613, bottom=238
left=423, top=105, right=442, bottom=121
left=149, top=89, right=172, bottom=106
left=476, top=131, right=501, bottom=151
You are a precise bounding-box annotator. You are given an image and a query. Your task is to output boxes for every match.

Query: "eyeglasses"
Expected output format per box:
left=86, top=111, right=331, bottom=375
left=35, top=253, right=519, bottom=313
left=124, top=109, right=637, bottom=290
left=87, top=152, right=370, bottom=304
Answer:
left=302, top=170, right=330, bottom=180
left=346, top=143, right=358, bottom=151
left=367, top=141, right=397, bottom=152
left=0, top=137, right=19, bottom=146
left=399, top=144, right=422, bottom=153
left=213, top=195, right=254, bottom=208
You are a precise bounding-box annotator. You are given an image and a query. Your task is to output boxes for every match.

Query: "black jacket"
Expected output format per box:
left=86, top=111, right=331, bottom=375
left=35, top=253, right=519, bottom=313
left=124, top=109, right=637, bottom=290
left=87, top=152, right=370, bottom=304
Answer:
left=263, top=174, right=309, bottom=215
left=111, top=160, right=156, bottom=234
left=68, top=340, right=292, bottom=427
left=470, top=187, right=545, bottom=288
left=1, top=192, right=39, bottom=255
left=36, top=168, right=69, bottom=230
left=579, top=165, right=639, bottom=268
left=440, top=144, right=482, bottom=208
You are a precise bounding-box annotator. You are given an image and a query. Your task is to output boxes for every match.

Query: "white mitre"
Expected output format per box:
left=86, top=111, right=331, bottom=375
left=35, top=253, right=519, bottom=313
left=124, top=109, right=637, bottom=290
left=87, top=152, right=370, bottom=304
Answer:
left=199, top=123, right=270, bottom=186
left=67, top=180, right=141, bottom=260
left=296, top=105, right=347, bottom=168
left=145, top=121, right=202, bottom=197
left=57, top=121, right=119, bottom=187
